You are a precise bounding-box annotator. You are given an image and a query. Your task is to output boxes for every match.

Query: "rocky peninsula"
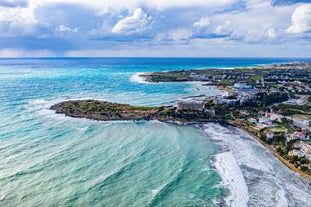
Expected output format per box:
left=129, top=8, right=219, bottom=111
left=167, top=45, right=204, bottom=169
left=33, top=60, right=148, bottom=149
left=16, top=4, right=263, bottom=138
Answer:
left=50, top=100, right=220, bottom=123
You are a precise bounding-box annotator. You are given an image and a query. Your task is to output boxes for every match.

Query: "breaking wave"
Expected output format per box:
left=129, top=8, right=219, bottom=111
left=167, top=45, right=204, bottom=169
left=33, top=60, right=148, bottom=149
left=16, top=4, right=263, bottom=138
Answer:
left=202, top=123, right=311, bottom=207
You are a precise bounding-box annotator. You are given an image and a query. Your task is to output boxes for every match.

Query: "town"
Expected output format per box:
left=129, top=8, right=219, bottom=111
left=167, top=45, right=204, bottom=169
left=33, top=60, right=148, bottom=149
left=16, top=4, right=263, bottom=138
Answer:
left=143, top=62, right=311, bottom=175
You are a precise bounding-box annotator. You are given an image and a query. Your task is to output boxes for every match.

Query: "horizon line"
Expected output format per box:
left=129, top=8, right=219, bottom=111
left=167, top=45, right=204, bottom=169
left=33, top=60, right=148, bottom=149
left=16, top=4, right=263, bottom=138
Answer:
left=0, top=56, right=311, bottom=59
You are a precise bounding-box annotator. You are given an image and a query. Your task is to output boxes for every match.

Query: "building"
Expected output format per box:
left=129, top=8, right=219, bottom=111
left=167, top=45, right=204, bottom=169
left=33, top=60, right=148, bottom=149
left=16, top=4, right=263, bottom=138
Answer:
left=301, top=143, right=311, bottom=156
left=247, top=118, right=257, bottom=123
left=237, top=88, right=259, bottom=99
left=269, top=128, right=286, bottom=137
left=266, top=131, right=275, bottom=139
left=239, top=93, right=252, bottom=104
left=293, top=141, right=311, bottom=156
left=233, top=81, right=252, bottom=89
left=206, top=109, right=216, bottom=116
left=288, top=150, right=305, bottom=158
left=223, top=98, right=240, bottom=106
left=283, top=99, right=307, bottom=106
left=177, top=101, right=205, bottom=111
left=240, top=110, right=250, bottom=116
left=287, top=130, right=308, bottom=142
left=188, top=73, right=210, bottom=81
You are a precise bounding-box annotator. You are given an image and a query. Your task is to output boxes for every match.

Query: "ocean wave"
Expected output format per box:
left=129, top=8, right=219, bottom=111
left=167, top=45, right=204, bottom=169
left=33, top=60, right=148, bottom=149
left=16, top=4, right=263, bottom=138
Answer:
left=214, top=151, right=248, bottom=207
left=203, top=123, right=311, bottom=207
left=148, top=159, right=189, bottom=207
left=130, top=72, right=151, bottom=84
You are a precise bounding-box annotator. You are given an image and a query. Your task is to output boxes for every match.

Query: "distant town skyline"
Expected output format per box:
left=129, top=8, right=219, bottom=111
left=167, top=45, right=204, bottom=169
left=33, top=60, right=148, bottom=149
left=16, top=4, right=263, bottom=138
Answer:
left=0, top=0, right=310, bottom=57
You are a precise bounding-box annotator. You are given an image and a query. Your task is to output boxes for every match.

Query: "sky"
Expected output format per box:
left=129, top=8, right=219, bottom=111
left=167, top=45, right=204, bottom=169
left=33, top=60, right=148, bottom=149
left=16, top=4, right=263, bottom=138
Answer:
left=0, top=0, right=310, bottom=57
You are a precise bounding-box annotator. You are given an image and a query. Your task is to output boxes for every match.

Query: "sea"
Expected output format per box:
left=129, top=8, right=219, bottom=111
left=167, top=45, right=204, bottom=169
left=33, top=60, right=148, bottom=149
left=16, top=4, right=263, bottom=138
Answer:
left=1, top=57, right=311, bottom=207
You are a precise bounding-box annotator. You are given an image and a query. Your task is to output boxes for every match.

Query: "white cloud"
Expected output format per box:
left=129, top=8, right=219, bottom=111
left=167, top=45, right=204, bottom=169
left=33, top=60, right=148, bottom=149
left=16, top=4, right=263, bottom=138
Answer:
left=169, top=28, right=192, bottom=41
left=286, top=4, right=311, bottom=34
left=193, top=17, right=210, bottom=28
left=28, top=0, right=237, bottom=10
left=267, top=28, right=277, bottom=39
left=56, top=25, right=79, bottom=32
left=214, top=20, right=231, bottom=35
left=111, top=8, right=152, bottom=35
left=0, top=2, right=38, bottom=35
left=0, top=0, right=310, bottom=57
left=245, top=27, right=278, bottom=43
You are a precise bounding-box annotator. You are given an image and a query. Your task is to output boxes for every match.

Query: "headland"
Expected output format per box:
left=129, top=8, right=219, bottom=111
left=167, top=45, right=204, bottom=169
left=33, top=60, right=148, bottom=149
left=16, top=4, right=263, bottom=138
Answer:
left=51, top=61, right=311, bottom=181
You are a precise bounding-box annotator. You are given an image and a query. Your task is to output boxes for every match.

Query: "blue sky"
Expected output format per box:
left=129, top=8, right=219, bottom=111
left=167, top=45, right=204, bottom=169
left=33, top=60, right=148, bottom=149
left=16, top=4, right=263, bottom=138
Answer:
left=0, top=0, right=310, bottom=57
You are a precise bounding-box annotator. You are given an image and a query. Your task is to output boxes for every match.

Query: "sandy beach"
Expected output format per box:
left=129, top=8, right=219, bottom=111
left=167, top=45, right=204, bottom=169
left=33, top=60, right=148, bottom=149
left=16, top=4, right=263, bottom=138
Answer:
left=230, top=122, right=311, bottom=182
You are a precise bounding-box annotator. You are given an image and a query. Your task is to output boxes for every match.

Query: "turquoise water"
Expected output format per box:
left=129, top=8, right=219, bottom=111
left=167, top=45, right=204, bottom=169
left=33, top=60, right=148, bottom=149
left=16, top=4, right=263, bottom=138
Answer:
left=1, top=58, right=311, bottom=207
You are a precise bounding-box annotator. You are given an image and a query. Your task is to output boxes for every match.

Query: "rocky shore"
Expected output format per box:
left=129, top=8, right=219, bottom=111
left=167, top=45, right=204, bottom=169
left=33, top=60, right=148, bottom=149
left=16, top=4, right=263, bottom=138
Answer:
left=50, top=100, right=169, bottom=121
left=50, top=100, right=220, bottom=123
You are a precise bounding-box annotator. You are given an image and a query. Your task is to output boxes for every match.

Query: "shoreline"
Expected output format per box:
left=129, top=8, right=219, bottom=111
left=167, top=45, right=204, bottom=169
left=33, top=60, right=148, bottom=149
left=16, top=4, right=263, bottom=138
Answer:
left=50, top=100, right=311, bottom=182
left=50, top=99, right=311, bottom=182
left=225, top=122, right=311, bottom=182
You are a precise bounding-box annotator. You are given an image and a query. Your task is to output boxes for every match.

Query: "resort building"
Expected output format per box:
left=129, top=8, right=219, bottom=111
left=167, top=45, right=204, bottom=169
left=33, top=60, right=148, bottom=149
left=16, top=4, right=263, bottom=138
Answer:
left=293, top=141, right=311, bottom=157
left=287, top=130, right=308, bottom=142
left=288, top=149, right=305, bottom=158
left=301, top=143, right=311, bottom=156
left=177, top=101, right=205, bottom=111
left=233, top=81, right=252, bottom=89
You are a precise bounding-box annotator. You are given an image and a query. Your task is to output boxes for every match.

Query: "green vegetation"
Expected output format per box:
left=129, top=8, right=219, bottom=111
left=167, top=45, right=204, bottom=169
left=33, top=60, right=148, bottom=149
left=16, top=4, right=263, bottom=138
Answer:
left=252, top=75, right=262, bottom=81
left=50, top=100, right=221, bottom=122
left=261, top=93, right=288, bottom=106
left=143, top=62, right=311, bottom=85
left=273, top=103, right=311, bottom=115
left=60, top=100, right=160, bottom=113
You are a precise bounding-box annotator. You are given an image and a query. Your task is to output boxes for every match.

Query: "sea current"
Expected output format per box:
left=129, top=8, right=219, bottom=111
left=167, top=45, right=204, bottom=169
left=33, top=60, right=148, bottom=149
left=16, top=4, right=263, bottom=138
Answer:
left=1, top=58, right=311, bottom=206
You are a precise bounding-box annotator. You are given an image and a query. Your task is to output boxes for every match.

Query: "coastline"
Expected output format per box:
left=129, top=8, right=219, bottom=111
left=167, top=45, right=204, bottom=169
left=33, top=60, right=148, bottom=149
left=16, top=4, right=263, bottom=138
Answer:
left=50, top=99, right=311, bottom=182
left=225, top=121, right=311, bottom=182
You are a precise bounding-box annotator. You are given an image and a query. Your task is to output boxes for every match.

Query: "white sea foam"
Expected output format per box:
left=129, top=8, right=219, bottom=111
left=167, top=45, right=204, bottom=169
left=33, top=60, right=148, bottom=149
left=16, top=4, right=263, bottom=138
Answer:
left=203, top=123, right=311, bottom=206
left=203, top=123, right=248, bottom=207
left=214, top=151, right=248, bottom=207
left=130, top=73, right=150, bottom=84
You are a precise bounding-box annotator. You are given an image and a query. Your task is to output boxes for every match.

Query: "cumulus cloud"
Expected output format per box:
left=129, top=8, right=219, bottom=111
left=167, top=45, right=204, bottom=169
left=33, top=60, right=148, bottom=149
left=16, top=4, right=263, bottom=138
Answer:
left=286, top=4, right=311, bottom=34
left=245, top=27, right=278, bottom=43
left=25, top=0, right=238, bottom=10
left=192, top=16, right=232, bottom=39
left=168, top=28, right=192, bottom=41
left=111, top=8, right=152, bottom=35
left=56, top=25, right=79, bottom=32
left=0, top=4, right=38, bottom=36
left=0, top=0, right=310, bottom=57
left=214, top=20, right=232, bottom=35
left=193, top=17, right=210, bottom=28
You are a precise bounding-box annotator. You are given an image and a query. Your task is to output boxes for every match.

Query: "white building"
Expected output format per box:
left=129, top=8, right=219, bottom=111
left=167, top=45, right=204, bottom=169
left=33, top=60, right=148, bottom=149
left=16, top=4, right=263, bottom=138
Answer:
left=233, top=82, right=252, bottom=89
left=177, top=101, right=205, bottom=111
